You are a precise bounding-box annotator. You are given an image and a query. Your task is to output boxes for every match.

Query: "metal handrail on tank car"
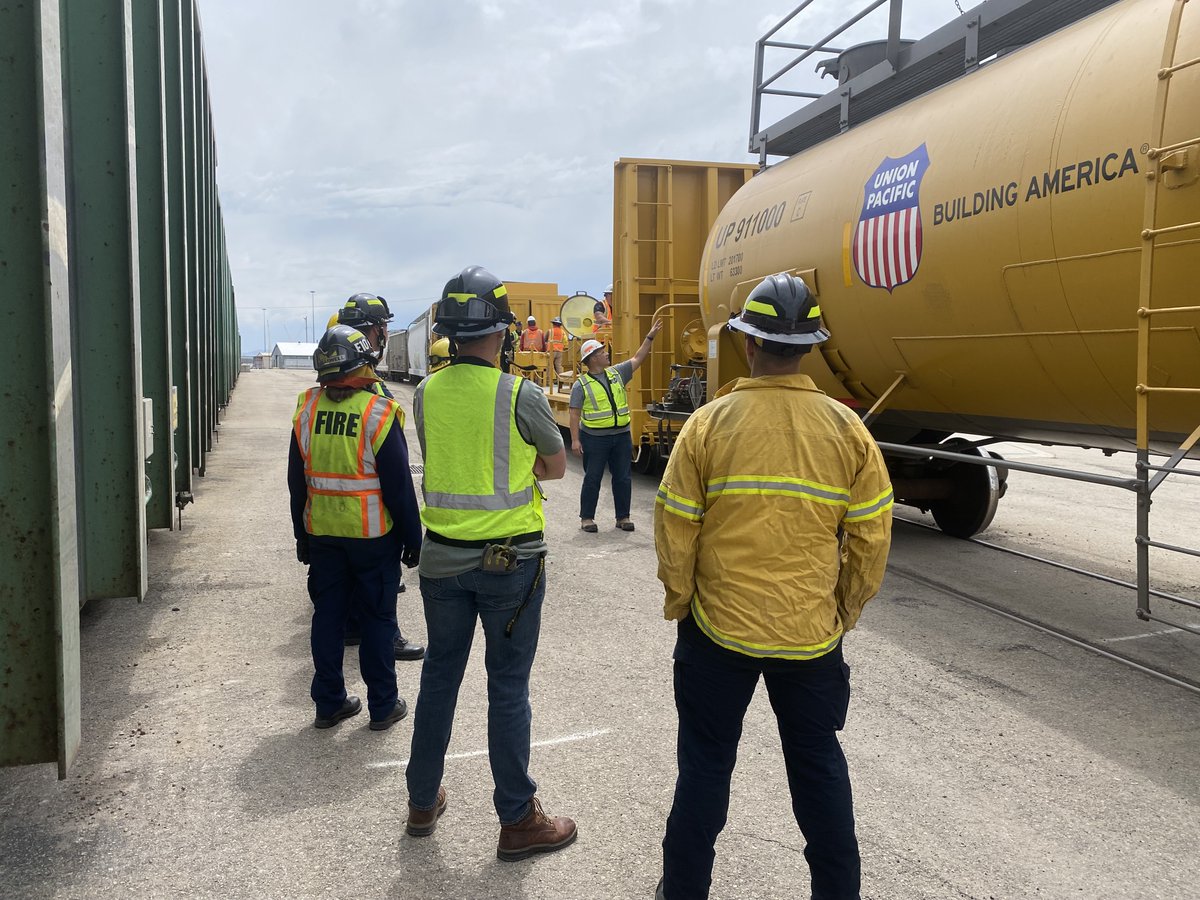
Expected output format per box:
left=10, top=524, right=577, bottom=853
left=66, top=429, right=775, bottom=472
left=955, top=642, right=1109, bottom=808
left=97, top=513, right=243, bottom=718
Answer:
left=751, top=0, right=1127, bottom=160
left=878, top=439, right=1200, bottom=635
left=750, top=0, right=895, bottom=152
left=892, top=517, right=1200, bottom=696
left=1134, top=0, right=1200, bottom=635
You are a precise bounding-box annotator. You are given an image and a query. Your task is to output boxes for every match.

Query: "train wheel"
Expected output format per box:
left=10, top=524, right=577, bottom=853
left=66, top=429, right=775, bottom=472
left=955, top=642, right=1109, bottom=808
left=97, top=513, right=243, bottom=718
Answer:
left=633, top=442, right=660, bottom=475
left=929, top=447, right=1004, bottom=538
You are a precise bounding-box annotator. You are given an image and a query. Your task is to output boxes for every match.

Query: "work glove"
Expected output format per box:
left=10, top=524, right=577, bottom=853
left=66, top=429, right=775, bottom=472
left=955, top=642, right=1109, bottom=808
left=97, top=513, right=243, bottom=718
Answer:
left=295, top=538, right=310, bottom=566
left=401, top=545, right=420, bottom=569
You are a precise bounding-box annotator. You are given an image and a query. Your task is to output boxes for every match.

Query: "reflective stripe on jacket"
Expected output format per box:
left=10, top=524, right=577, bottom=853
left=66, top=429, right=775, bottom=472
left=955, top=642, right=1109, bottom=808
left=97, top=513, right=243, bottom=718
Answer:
left=549, top=326, right=566, bottom=352
left=653, top=373, right=893, bottom=659
left=415, top=364, right=544, bottom=541
left=293, top=387, right=401, bottom=538
left=578, top=368, right=630, bottom=430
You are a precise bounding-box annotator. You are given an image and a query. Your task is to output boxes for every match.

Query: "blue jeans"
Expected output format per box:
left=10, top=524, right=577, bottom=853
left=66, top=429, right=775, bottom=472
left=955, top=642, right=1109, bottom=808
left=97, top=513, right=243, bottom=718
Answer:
left=307, top=535, right=399, bottom=722
left=406, top=555, right=546, bottom=823
left=662, top=616, right=860, bottom=900
left=579, top=429, right=633, bottom=521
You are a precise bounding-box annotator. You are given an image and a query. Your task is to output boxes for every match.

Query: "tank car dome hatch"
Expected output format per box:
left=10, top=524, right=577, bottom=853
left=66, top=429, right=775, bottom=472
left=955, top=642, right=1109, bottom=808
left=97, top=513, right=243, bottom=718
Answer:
left=815, top=40, right=917, bottom=85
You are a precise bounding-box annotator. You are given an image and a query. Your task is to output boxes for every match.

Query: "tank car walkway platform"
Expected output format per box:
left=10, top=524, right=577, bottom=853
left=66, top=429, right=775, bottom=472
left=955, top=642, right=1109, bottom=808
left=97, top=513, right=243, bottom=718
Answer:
left=2, top=369, right=1198, bottom=899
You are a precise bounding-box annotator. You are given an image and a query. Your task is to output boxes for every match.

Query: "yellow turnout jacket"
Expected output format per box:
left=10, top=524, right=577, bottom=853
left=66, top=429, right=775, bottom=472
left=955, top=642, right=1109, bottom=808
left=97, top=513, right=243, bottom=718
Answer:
left=654, top=373, right=893, bottom=660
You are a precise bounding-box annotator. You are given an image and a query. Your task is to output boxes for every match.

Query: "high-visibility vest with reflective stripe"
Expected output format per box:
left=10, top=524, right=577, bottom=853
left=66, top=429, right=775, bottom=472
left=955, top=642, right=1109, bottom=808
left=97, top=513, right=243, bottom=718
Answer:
left=578, top=368, right=630, bottom=429
left=549, top=326, right=566, bottom=352
left=366, top=378, right=406, bottom=428
left=418, top=365, right=544, bottom=540
left=293, top=387, right=400, bottom=538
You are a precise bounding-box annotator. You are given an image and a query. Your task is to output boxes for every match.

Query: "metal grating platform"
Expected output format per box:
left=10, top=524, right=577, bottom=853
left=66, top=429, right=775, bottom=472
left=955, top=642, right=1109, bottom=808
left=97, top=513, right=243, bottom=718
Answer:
left=752, top=0, right=1125, bottom=159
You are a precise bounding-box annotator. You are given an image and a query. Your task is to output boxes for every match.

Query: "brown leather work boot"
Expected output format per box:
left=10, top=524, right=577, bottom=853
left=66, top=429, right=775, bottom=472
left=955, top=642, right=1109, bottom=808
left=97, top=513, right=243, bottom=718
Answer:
left=405, top=786, right=448, bottom=837
left=496, top=796, right=577, bottom=861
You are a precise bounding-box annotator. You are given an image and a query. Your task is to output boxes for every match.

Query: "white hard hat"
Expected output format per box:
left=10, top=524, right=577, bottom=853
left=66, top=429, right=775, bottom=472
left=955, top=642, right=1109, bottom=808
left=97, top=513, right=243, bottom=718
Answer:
left=527, top=315, right=536, bottom=323
left=580, top=339, right=605, bottom=360
left=604, top=284, right=613, bottom=294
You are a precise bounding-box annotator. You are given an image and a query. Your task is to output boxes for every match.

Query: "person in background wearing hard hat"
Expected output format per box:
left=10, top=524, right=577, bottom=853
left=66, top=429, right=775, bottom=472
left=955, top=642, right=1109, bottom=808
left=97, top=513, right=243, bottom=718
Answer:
left=548, top=317, right=567, bottom=383
left=337, top=293, right=426, bottom=662
left=428, top=336, right=454, bottom=374
left=405, top=266, right=577, bottom=861
left=593, top=285, right=613, bottom=331
left=501, top=320, right=518, bottom=374
left=569, top=318, right=664, bottom=533
left=519, top=315, right=546, bottom=351
left=288, top=325, right=423, bottom=732
left=651, top=274, right=893, bottom=900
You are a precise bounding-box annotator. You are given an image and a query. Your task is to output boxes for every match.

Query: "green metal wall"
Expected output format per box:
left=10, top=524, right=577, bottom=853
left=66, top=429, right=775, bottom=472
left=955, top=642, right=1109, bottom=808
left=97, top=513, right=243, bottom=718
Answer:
left=0, top=0, right=238, bottom=776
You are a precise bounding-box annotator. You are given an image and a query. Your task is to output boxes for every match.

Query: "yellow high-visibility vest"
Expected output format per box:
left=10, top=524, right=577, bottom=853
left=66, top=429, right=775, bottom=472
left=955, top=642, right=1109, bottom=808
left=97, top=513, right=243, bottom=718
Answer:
left=365, top=378, right=406, bottom=428
left=417, top=365, right=544, bottom=540
left=293, top=387, right=401, bottom=538
left=579, top=368, right=630, bottom=430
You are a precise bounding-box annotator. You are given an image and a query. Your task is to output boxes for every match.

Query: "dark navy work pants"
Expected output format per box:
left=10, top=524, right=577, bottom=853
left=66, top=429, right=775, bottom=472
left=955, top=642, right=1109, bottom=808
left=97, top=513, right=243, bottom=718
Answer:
left=662, top=616, right=860, bottom=900
left=579, top=429, right=633, bottom=521
left=307, top=534, right=399, bottom=722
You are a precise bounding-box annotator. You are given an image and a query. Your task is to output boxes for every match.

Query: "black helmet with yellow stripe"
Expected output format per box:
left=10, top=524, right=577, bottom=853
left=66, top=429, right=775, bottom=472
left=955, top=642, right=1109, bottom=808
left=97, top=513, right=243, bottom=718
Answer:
left=434, top=265, right=514, bottom=337
left=728, top=273, right=829, bottom=346
left=313, top=325, right=376, bottom=381
left=338, top=292, right=394, bottom=328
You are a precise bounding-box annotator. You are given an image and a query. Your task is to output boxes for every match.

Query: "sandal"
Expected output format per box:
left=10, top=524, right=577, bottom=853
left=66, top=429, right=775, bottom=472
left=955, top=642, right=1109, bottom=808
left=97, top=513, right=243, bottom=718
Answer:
left=581, top=520, right=599, bottom=533
left=616, top=520, right=635, bottom=532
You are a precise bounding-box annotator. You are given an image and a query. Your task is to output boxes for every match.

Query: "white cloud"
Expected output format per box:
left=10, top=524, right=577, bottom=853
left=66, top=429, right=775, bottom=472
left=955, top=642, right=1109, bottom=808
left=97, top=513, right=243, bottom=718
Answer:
left=199, top=0, right=966, bottom=350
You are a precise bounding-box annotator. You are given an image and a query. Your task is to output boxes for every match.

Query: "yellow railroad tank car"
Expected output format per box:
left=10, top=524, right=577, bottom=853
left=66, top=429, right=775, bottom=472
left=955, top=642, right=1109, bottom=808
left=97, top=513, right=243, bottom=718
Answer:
left=700, top=0, right=1199, bottom=457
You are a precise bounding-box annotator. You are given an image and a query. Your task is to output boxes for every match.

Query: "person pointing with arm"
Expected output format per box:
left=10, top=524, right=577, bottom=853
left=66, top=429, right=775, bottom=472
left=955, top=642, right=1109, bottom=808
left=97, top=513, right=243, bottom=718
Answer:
left=569, top=317, right=664, bottom=532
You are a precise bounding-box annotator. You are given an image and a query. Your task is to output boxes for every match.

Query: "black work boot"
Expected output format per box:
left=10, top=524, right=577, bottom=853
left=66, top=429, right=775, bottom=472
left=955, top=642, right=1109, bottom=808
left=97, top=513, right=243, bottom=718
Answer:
left=394, top=632, right=425, bottom=661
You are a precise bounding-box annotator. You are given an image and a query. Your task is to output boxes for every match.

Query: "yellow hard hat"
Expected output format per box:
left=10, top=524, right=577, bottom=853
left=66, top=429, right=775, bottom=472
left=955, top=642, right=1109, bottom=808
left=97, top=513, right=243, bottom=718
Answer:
left=326, top=312, right=340, bottom=330
left=429, top=337, right=453, bottom=373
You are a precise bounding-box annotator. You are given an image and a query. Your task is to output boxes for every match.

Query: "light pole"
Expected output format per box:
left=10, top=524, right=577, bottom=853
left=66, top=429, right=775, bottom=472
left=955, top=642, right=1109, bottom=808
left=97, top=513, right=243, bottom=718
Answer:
left=236, top=306, right=270, bottom=358
left=303, top=315, right=308, bottom=343
left=310, top=291, right=316, bottom=339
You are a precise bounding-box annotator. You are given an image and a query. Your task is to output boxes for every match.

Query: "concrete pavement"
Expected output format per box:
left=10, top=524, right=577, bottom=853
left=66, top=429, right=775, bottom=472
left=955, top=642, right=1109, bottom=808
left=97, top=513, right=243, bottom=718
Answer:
left=1, top=368, right=1197, bottom=900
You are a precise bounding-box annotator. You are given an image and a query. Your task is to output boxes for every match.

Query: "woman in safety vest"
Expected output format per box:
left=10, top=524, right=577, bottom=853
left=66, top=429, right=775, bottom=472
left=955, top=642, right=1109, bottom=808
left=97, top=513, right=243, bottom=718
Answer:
left=336, top=292, right=425, bottom=661
left=568, top=317, right=663, bottom=532
left=288, top=325, right=423, bottom=731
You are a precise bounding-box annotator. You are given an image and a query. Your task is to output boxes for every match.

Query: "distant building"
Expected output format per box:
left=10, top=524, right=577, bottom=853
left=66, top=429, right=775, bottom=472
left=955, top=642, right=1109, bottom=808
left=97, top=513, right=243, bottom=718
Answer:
left=271, top=342, right=317, bottom=370
left=253, top=352, right=272, bottom=369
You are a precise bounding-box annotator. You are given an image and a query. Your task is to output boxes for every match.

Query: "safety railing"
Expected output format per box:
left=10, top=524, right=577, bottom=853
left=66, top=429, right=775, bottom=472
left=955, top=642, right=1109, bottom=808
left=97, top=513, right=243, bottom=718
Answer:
left=750, top=0, right=899, bottom=153
left=1134, top=0, right=1200, bottom=633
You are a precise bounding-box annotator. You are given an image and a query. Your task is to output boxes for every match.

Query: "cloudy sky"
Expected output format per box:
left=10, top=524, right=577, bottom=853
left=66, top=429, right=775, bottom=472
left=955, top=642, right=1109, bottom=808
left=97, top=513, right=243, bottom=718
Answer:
left=199, top=0, right=970, bottom=353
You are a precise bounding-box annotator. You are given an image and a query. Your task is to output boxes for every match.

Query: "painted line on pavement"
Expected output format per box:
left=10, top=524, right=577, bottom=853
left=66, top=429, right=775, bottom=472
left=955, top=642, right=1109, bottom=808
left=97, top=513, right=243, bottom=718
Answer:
left=366, top=728, right=611, bottom=770
left=1101, top=627, right=1187, bottom=643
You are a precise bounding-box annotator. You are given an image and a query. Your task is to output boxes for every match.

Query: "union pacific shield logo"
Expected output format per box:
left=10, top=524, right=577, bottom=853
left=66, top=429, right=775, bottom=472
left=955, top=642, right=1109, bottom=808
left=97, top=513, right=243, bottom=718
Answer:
left=853, top=144, right=930, bottom=292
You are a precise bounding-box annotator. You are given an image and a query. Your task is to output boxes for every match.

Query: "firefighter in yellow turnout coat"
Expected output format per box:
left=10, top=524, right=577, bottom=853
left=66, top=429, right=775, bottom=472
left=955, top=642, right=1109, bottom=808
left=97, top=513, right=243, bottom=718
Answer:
left=289, top=325, right=423, bottom=731
left=653, top=274, right=892, bottom=900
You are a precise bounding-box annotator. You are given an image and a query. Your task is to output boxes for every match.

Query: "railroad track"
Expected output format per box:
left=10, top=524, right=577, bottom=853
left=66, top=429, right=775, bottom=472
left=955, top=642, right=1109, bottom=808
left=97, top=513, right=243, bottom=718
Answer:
left=892, top=516, right=1200, bottom=696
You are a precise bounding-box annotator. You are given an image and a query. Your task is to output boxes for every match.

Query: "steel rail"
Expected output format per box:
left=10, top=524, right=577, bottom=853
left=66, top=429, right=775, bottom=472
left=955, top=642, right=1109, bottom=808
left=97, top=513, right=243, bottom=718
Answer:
left=894, top=517, right=1200, bottom=696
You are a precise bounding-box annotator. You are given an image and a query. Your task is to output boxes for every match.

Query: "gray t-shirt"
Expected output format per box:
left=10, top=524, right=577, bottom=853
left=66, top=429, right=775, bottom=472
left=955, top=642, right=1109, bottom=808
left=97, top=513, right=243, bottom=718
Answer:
left=569, top=360, right=635, bottom=435
left=414, top=364, right=564, bottom=578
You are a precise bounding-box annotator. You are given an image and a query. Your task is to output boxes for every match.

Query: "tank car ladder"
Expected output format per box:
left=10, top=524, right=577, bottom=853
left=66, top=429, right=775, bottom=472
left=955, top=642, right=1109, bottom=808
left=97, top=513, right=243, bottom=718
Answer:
left=1135, top=0, right=1200, bottom=635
